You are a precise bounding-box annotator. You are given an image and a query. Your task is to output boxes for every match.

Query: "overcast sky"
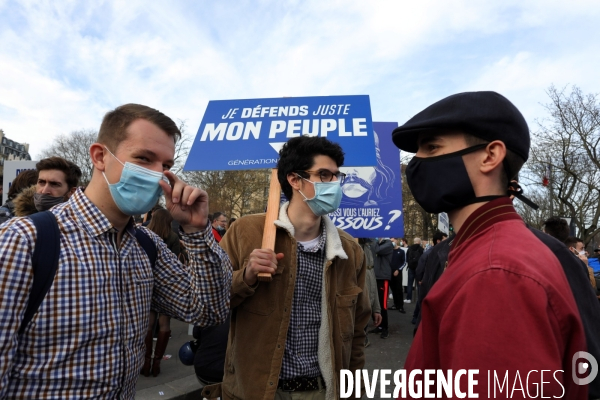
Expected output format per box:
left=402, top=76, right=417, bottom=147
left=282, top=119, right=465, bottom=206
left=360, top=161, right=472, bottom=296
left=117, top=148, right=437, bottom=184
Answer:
left=1, top=0, right=599, bottom=159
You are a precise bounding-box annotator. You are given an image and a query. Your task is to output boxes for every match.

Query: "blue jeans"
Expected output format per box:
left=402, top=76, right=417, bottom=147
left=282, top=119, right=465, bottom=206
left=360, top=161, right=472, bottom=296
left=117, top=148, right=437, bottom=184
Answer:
left=406, top=268, right=415, bottom=300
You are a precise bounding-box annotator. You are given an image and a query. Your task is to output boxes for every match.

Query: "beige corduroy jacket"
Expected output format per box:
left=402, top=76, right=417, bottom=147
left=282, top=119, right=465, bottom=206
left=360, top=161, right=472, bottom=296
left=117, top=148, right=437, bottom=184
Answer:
left=202, top=203, right=370, bottom=400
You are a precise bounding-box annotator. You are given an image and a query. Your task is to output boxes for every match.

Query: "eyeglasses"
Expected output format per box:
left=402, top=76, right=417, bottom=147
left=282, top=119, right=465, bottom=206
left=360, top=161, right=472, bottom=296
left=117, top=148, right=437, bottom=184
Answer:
left=297, top=169, right=346, bottom=184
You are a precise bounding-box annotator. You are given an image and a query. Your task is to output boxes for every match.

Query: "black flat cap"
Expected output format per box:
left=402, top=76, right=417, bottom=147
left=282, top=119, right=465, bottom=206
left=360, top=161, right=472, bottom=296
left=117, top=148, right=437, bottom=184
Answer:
left=392, top=91, right=530, bottom=161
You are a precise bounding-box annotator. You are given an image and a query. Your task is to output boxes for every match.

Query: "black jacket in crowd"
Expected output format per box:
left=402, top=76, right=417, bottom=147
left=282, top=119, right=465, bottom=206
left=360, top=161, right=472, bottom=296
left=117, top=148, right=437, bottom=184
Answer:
left=370, top=239, right=394, bottom=280
left=528, top=227, right=600, bottom=399
left=391, top=247, right=406, bottom=272
left=406, top=243, right=424, bottom=271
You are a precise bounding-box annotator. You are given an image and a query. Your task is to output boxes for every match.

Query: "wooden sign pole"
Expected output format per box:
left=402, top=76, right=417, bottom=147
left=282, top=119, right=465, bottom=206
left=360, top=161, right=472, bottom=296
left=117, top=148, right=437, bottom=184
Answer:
left=257, top=168, right=281, bottom=282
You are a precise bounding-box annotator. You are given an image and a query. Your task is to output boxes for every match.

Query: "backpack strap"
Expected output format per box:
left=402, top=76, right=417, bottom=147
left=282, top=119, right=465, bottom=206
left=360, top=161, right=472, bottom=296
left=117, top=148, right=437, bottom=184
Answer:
left=135, top=229, right=157, bottom=268
left=19, top=211, right=60, bottom=335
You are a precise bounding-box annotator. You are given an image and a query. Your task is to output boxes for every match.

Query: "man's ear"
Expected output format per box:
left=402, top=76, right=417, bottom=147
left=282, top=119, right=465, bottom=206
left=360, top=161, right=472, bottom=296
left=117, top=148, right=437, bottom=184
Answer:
left=90, top=143, right=107, bottom=171
left=479, top=140, right=506, bottom=174
left=287, top=172, right=303, bottom=192
left=64, top=186, right=77, bottom=200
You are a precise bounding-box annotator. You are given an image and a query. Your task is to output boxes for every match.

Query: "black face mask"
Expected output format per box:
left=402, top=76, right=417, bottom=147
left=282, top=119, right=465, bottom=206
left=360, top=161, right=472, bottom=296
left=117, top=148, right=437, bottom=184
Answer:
left=405, top=144, right=504, bottom=214
left=33, top=192, right=66, bottom=212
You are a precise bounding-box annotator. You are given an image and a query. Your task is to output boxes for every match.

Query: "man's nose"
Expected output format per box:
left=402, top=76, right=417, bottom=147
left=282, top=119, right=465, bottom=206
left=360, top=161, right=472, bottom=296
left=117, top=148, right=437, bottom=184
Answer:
left=40, top=184, right=52, bottom=194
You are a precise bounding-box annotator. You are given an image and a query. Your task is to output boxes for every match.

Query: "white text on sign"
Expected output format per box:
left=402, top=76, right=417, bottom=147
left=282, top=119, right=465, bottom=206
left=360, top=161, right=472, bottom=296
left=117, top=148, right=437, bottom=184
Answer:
left=220, top=104, right=353, bottom=119
left=200, top=119, right=367, bottom=141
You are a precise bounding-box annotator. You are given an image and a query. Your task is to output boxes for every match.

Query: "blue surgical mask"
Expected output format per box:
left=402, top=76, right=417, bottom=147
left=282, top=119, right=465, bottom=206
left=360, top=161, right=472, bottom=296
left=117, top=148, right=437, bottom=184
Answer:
left=297, top=176, right=342, bottom=216
left=103, top=147, right=166, bottom=215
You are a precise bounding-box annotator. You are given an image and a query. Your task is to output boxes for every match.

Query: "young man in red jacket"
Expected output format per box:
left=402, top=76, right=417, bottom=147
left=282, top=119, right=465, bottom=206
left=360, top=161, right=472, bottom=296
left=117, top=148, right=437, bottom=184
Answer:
left=392, top=91, right=587, bottom=399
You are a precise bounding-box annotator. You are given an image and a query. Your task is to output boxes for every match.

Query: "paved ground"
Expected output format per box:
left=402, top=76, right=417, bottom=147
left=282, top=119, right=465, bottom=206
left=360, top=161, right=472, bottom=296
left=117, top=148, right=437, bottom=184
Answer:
left=363, top=301, right=416, bottom=400
left=135, top=318, right=199, bottom=399
left=135, top=298, right=418, bottom=399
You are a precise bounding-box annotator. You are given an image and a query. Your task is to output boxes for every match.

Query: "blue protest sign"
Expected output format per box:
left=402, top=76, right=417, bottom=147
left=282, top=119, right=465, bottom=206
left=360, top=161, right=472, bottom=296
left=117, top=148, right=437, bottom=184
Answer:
left=184, top=95, right=376, bottom=171
left=329, top=122, right=404, bottom=239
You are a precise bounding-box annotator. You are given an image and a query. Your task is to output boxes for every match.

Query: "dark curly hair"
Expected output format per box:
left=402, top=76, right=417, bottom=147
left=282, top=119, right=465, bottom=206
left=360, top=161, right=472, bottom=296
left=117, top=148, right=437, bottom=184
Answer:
left=432, top=231, right=447, bottom=245
left=543, top=216, right=570, bottom=243
left=277, top=136, right=345, bottom=201
left=564, top=236, right=583, bottom=249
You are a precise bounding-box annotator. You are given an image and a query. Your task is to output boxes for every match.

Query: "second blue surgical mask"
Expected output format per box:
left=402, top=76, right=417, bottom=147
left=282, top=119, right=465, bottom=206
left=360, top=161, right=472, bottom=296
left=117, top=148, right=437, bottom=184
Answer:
left=298, top=177, right=343, bottom=217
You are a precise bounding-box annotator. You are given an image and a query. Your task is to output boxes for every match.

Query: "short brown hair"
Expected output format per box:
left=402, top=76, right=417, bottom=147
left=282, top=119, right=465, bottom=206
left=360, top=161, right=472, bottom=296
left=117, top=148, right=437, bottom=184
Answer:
left=564, top=236, right=583, bottom=249
left=463, top=133, right=525, bottom=188
left=98, top=104, right=181, bottom=151
left=7, top=169, right=38, bottom=200
left=212, top=212, right=226, bottom=223
left=36, top=157, right=82, bottom=189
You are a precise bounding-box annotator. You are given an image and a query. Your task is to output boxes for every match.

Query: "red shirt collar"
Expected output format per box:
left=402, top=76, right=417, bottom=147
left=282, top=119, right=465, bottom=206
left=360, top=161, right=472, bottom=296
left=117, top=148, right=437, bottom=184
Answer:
left=451, top=197, right=522, bottom=249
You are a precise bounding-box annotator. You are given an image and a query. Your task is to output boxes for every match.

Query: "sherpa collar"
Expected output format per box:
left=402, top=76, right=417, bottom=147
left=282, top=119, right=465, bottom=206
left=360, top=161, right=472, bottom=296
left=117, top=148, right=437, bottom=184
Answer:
left=274, top=202, right=348, bottom=262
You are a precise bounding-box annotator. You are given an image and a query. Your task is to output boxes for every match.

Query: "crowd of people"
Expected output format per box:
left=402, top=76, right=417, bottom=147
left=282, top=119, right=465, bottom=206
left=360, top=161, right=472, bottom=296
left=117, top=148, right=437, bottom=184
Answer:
left=0, top=91, right=599, bottom=400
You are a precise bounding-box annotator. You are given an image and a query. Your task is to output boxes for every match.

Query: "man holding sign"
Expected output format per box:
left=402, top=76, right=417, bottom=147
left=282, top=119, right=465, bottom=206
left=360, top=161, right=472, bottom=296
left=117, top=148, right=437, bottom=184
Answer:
left=205, top=136, right=370, bottom=400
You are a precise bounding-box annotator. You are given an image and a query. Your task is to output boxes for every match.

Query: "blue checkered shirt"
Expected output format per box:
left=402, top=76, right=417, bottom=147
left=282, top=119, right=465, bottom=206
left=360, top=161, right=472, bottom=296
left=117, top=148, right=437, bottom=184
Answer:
left=0, top=189, right=232, bottom=399
left=280, top=224, right=327, bottom=380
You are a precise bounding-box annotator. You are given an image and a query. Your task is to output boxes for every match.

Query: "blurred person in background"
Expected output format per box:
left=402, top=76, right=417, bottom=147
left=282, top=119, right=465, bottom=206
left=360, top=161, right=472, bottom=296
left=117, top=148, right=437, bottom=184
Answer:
left=565, top=236, right=596, bottom=289
left=369, top=237, right=394, bottom=338
left=193, top=313, right=231, bottom=389
left=543, top=216, right=570, bottom=243
left=358, top=238, right=382, bottom=348
left=12, top=157, right=82, bottom=218
left=142, top=204, right=164, bottom=226
left=0, top=170, right=38, bottom=223
left=211, top=212, right=227, bottom=242
left=34, top=156, right=82, bottom=210
left=142, top=209, right=182, bottom=377
left=389, top=238, right=406, bottom=314
left=413, top=231, right=449, bottom=328
left=405, top=237, right=423, bottom=303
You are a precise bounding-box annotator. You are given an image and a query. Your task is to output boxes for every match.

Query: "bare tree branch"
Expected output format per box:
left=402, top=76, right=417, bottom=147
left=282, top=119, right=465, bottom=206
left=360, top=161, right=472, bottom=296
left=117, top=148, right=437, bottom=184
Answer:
left=182, top=169, right=271, bottom=219
left=172, top=120, right=193, bottom=175
left=520, top=85, right=600, bottom=246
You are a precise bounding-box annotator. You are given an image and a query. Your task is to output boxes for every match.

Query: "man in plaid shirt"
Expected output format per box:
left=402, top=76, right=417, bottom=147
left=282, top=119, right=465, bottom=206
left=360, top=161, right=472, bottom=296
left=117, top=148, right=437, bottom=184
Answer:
left=0, top=104, right=233, bottom=399
left=203, top=137, right=370, bottom=400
